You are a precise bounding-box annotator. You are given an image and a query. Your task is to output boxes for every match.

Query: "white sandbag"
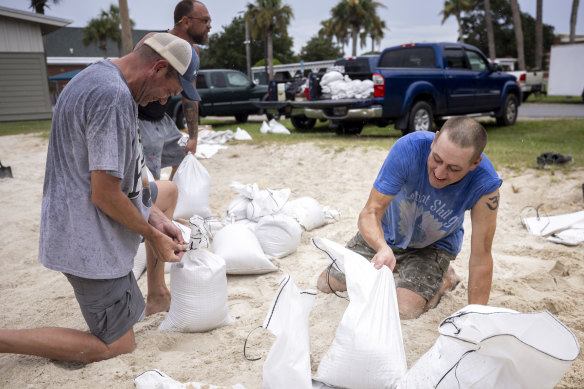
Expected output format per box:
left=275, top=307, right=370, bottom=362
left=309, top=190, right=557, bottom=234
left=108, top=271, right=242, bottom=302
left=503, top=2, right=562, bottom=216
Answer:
left=213, top=223, right=277, bottom=275
left=313, top=237, right=407, bottom=389
left=263, top=275, right=316, bottom=389
left=260, top=120, right=271, bottom=134
left=158, top=248, right=232, bottom=332
left=255, top=214, right=302, bottom=259
left=172, top=153, right=212, bottom=219
left=522, top=209, right=584, bottom=236
left=268, top=119, right=291, bottom=135
left=135, top=369, right=247, bottom=389
left=227, top=194, right=252, bottom=221
left=188, top=215, right=210, bottom=249
left=547, top=223, right=584, bottom=246
left=132, top=242, right=147, bottom=280
left=398, top=304, right=580, bottom=389
left=235, top=127, right=253, bottom=141
left=281, top=197, right=326, bottom=231
left=320, top=71, right=344, bottom=87
left=246, top=188, right=291, bottom=222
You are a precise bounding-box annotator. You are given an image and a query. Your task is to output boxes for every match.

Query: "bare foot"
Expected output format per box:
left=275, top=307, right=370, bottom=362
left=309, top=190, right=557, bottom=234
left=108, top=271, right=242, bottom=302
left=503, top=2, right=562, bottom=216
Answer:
left=146, top=291, right=171, bottom=316
left=316, top=268, right=347, bottom=293
left=424, top=266, right=461, bottom=311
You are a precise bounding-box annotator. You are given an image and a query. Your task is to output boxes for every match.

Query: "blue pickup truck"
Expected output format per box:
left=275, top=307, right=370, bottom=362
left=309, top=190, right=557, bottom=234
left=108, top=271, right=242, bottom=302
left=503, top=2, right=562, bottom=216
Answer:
left=294, top=42, right=521, bottom=135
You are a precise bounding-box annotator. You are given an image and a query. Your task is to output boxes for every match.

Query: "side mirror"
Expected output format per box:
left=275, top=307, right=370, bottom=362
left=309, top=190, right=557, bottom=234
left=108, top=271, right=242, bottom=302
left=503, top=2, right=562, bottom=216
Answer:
left=489, top=63, right=502, bottom=73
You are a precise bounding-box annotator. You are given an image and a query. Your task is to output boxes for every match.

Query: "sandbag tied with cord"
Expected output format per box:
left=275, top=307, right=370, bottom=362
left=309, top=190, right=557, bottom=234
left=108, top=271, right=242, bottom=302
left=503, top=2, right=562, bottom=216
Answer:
left=398, top=304, right=581, bottom=389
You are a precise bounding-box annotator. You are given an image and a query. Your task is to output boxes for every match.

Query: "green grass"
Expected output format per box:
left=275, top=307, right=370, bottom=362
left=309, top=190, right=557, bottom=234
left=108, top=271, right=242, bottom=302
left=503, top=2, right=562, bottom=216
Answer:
left=0, top=120, right=51, bottom=136
left=3, top=116, right=582, bottom=172
left=524, top=93, right=584, bottom=104
left=202, top=117, right=584, bottom=171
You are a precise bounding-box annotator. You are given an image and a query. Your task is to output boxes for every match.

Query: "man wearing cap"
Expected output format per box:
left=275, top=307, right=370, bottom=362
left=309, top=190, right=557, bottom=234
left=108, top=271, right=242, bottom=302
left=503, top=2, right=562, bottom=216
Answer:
left=137, top=0, right=211, bottom=180
left=0, top=33, right=198, bottom=362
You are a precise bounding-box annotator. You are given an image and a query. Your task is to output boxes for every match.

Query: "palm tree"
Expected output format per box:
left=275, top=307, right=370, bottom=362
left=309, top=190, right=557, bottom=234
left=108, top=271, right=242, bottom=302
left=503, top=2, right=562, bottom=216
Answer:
left=82, top=6, right=130, bottom=58
left=535, top=0, right=543, bottom=69
left=362, top=12, right=387, bottom=53
left=320, top=18, right=349, bottom=53
left=28, top=0, right=60, bottom=14
left=510, top=0, right=526, bottom=70
left=118, top=0, right=133, bottom=55
left=100, top=5, right=135, bottom=56
left=484, top=0, right=496, bottom=61
left=570, top=0, right=580, bottom=43
left=246, top=0, right=294, bottom=81
left=439, top=0, right=472, bottom=43
left=329, top=0, right=386, bottom=57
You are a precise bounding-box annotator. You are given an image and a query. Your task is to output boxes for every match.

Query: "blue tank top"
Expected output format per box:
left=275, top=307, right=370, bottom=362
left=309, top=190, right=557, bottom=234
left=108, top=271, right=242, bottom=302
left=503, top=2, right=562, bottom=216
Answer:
left=373, top=131, right=502, bottom=256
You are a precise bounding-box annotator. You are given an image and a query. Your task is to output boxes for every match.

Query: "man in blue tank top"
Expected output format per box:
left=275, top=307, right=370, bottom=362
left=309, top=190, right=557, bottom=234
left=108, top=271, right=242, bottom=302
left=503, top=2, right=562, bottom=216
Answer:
left=318, top=117, right=502, bottom=319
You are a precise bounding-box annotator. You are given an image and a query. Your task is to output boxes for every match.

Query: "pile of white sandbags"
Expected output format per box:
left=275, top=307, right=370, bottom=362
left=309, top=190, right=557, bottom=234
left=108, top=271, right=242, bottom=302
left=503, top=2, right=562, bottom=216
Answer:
left=320, top=71, right=374, bottom=100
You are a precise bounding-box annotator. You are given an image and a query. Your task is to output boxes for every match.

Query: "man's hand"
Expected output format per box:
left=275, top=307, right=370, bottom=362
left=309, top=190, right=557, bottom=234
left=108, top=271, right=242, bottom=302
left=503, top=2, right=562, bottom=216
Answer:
left=183, top=137, right=198, bottom=155
left=371, top=245, right=396, bottom=271
left=148, top=205, right=187, bottom=262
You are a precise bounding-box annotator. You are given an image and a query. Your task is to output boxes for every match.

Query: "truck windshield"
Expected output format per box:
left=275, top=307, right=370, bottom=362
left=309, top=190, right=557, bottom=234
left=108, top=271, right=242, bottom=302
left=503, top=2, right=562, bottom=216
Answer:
left=379, top=47, right=436, bottom=68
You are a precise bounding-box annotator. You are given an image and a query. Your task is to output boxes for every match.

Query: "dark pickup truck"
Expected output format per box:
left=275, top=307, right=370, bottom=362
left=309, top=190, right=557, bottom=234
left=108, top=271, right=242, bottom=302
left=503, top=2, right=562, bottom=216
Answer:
left=166, top=69, right=268, bottom=128
left=273, top=43, right=522, bottom=135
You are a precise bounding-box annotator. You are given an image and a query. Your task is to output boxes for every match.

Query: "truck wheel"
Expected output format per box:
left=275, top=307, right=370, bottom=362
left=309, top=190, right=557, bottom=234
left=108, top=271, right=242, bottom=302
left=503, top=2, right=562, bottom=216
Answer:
left=522, top=92, right=531, bottom=102
left=407, top=101, right=434, bottom=134
left=496, top=94, right=518, bottom=126
left=290, top=115, right=316, bottom=131
left=266, top=112, right=281, bottom=121
left=235, top=114, right=249, bottom=123
left=343, top=121, right=364, bottom=135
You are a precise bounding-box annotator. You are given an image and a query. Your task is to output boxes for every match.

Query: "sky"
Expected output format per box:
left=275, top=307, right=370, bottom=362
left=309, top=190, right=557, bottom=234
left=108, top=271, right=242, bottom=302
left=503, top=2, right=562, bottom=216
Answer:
left=3, top=0, right=584, bottom=57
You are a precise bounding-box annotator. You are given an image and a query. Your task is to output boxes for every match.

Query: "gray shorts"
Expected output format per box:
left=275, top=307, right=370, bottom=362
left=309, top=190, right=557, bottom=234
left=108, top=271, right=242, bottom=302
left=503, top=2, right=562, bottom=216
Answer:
left=64, top=272, right=145, bottom=344
left=344, top=232, right=455, bottom=301
left=139, top=114, right=185, bottom=180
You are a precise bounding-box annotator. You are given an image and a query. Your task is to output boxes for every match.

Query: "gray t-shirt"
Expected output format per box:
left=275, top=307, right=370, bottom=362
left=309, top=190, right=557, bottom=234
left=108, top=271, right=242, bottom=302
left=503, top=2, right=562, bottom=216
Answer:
left=39, top=60, right=151, bottom=279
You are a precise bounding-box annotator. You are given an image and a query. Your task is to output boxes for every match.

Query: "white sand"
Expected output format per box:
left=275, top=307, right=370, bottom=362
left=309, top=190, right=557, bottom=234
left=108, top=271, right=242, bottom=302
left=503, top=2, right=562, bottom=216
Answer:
left=0, top=133, right=582, bottom=388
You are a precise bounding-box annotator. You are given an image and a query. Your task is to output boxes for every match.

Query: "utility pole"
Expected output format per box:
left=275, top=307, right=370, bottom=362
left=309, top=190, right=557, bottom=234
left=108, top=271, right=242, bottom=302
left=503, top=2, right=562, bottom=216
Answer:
left=244, top=16, right=252, bottom=79
left=118, top=0, right=133, bottom=55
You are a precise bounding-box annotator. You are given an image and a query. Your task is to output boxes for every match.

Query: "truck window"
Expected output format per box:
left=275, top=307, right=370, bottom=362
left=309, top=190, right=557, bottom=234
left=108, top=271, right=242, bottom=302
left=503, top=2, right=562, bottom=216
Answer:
left=378, top=47, right=435, bottom=68
left=445, top=48, right=469, bottom=70
left=196, top=74, right=207, bottom=89
left=335, top=58, right=371, bottom=73
left=466, top=51, right=489, bottom=72
left=210, top=72, right=227, bottom=88
left=226, top=71, right=251, bottom=87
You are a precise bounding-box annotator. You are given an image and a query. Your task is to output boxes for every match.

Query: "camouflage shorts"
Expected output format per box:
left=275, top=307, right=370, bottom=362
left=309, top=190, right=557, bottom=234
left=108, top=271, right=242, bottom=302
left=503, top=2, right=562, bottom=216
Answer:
left=344, top=231, right=455, bottom=301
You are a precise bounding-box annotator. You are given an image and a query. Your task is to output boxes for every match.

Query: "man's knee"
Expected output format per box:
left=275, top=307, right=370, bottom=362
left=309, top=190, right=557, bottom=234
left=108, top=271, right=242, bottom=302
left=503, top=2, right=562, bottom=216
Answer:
left=87, top=329, right=135, bottom=362
left=396, top=287, right=426, bottom=320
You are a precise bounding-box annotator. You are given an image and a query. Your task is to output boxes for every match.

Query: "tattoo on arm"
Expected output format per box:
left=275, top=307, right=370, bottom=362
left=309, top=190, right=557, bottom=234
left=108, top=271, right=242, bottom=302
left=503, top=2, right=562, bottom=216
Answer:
left=183, top=100, right=199, bottom=139
left=486, top=193, right=499, bottom=210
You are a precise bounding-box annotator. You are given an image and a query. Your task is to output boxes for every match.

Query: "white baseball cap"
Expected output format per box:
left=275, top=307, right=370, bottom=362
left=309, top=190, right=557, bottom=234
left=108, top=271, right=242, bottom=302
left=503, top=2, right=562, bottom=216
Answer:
left=143, top=32, right=200, bottom=101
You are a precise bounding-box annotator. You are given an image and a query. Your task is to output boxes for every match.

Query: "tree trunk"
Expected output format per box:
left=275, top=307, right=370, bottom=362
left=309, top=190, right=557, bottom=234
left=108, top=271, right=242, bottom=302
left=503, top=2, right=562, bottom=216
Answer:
left=570, top=0, right=580, bottom=43
left=456, top=14, right=464, bottom=43
left=351, top=27, right=358, bottom=56
left=535, top=0, right=543, bottom=69
left=267, top=32, right=274, bottom=81
left=485, top=0, right=496, bottom=60
left=510, top=0, right=526, bottom=70
left=118, top=0, right=133, bottom=55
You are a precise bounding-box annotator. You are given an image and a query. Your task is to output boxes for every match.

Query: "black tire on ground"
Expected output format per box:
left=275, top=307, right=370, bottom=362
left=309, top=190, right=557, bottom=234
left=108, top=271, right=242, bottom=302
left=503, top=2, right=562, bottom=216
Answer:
left=522, top=92, right=531, bottom=102
left=343, top=121, right=364, bottom=135
left=235, top=113, right=249, bottom=123
left=404, top=101, right=433, bottom=136
left=265, top=112, right=280, bottom=121
left=496, top=94, right=518, bottom=126
left=290, top=115, right=316, bottom=131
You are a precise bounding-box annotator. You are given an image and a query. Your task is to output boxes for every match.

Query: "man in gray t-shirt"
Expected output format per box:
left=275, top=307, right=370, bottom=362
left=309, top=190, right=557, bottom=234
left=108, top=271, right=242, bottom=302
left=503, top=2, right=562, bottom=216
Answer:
left=0, top=33, right=198, bottom=363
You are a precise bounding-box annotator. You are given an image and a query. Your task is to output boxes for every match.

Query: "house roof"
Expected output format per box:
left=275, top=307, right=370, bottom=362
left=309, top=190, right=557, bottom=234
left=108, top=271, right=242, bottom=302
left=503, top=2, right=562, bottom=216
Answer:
left=45, top=27, right=161, bottom=58
left=0, top=5, right=71, bottom=34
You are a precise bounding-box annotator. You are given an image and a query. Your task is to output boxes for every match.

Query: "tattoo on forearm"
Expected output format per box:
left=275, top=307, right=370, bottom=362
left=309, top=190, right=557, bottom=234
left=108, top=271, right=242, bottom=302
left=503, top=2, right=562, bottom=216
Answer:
left=184, top=101, right=199, bottom=139
left=486, top=193, right=499, bottom=210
